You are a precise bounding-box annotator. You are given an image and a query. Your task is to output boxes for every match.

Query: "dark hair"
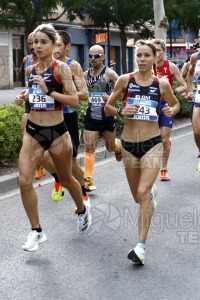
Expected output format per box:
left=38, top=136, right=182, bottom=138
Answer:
left=151, top=38, right=166, bottom=51
left=33, top=23, right=57, bottom=43
left=135, top=39, right=157, bottom=56
left=57, top=30, right=71, bottom=46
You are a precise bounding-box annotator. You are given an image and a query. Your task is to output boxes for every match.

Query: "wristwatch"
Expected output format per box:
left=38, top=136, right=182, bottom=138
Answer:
left=46, top=87, right=54, bottom=96
left=117, top=108, right=123, bottom=116
left=173, top=89, right=178, bottom=95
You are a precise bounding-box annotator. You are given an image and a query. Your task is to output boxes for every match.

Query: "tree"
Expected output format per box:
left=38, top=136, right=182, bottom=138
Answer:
left=153, top=0, right=168, bottom=41
left=60, top=0, right=154, bottom=73
left=0, top=0, right=66, bottom=42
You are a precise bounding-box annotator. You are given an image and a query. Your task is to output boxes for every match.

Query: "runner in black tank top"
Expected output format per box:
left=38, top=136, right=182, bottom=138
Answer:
left=83, top=44, right=120, bottom=192
left=105, top=40, right=180, bottom=265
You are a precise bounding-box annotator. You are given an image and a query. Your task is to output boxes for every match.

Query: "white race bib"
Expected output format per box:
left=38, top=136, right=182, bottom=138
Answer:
left=88, top=92, right=105, bottom=107
left=29, top=86, right=54, bottom=110
left=125, top=97, right=158, bottom=121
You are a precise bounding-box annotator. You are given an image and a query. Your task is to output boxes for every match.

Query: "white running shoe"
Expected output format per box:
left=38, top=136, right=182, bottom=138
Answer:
left=77, top=201, right=92, bottom=234
left=22, top=230, right=47, bottom=252
left=128, top=244, right=145, bottom=265
left=150, top=183, right=158, bottom=214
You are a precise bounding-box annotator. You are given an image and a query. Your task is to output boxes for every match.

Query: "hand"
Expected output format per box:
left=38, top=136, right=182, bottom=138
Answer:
left=123, top=103, right=140, bottom=116
left=186, top=91, right=194, bottom=101
left=15, top=90, right=28, bottom=106
left=162, top=103, right=173, bottom=117
left=33, top=75, right=48, bottom=93
left=102, top=93, right=109, bottom=103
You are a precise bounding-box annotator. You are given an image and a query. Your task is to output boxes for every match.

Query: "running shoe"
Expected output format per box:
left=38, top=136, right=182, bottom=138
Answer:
left=115, top=138, right=122, bottom=162
left=74, top=194, right=90, bottom=214
left=77, top=201, right=92, bottom=234
left=51, top=182, right=64, bottom=202
left=196, top=159, right=200, bottom=176
left=34, top=165, right=45, bottom=180
left=127, top=244, right=145, bottom=265
left=84, top=177, right=96, bottom=192
left=150, top=183, right=158, bottom=214
left=160, top=169, right=170, bottom=181
left=22, top=230, right=47, bottom=252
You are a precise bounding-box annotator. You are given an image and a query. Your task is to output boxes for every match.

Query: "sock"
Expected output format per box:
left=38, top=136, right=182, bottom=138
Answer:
left=78, top=205, right=86, bottom=215
left=32, top=226, right=42, bottom=232
left=81, top=185, right=87, bottom=196
left=84, top=152, right=95, bottom=178
left=51, top=173, right=60, bottom=183
left=137, top=242, right=146, bottom=250
left=160, top=167, right=167, bottom=171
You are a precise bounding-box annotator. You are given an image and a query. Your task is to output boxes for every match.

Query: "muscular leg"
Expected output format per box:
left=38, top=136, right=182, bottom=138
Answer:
left=102, top=129, right=116, bottom=152
left=122, top=143, right=163, bottom=243
left=192, top=106, right=200, bottom=151
left=18, top=131, right=44, bottom=228
left=21, top=113, right=29, bottom=135
left=160, top=126, right=172, bottom=169
left=83, top=129, right=99, bottom=178
left=49, top=132, right=84, bottom=213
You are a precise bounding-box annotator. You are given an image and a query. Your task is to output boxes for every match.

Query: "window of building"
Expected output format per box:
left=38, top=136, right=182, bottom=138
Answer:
left=0, top=32, right=8, bottom=45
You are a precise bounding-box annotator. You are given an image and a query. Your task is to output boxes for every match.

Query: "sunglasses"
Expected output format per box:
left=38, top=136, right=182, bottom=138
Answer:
left=88, top=53, right=103, bottom=59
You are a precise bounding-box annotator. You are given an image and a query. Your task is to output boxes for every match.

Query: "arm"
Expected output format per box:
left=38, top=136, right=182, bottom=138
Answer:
left=70, top=61, right=88, bottom=101
left=159, top=79, right=180, bottom=117
left=34, top=62, right=79, bottom=108
left=102, top=68, right=120, bottom=103
left=170, top=62, right=187, bottom=94
left=104, top=74, right=139, bottom=117
left=187, top=53, right=197, bottom=99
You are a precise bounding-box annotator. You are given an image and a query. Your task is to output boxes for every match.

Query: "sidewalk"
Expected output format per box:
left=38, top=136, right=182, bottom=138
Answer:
left=0, top=121, right=192, bottom=199
left=0, top=87, right=25, bottom=105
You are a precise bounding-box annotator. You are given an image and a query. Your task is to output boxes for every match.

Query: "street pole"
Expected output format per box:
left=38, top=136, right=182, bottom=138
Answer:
left=106, top=14, right=110, bottom=67
left=38, top=0, right=42, bottom=25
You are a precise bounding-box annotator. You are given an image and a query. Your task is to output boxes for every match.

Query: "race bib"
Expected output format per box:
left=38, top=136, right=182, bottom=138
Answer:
left=88, top=92, right=105, bottom=107
left=29, top=86, right=54, bottom=110
left=195, top=77, right=200, bottom=103
left=125, top=97, right=158, bottom=121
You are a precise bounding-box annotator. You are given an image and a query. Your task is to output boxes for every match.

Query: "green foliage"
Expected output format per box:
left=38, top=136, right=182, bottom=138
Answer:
left=173, top=82, right=190, bottom=117
left=176, top=94, right=190, bottom=117
left=0, top=104, right=24, bottom=163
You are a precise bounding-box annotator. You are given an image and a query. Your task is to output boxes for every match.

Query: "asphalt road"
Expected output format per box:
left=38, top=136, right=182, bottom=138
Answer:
left=0, top=87, right=25, bottom=105
left=1, top=131, right=200, bottom=300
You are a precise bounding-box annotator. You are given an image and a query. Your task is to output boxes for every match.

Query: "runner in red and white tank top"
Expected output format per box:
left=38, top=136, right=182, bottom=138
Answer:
left=152, top=39, right=186, bottom=181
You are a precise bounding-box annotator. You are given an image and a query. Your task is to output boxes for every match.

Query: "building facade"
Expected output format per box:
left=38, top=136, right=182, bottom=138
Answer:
left=0, top=16, right=135, bottom=89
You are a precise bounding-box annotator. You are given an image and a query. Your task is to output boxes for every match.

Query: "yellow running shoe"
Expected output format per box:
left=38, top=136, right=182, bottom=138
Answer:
left=34, top=165, right=45, bottom=180
left=115, top=138, right=122, bottom=162
left=197, top=159, right=200, bottom=176
left=51, top=182, right=64, bottom=202
left=84, top=177, right=96, bottom=192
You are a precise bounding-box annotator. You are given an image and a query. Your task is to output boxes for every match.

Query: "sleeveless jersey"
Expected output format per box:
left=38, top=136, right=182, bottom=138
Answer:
left=85, top=66, right=114, bottom=120
left=194, top=52, right=200, bottom=104
left=63, top=58, right=78, bottom=114
left=24, top=54, right=33, bottom=70
left=156, top=60, right=173, bottom=108
left=28, top=60, right=63, bottom=111
left=123, top=73, right=161, bottom=121
left=156, top=60, right=173, bottom=87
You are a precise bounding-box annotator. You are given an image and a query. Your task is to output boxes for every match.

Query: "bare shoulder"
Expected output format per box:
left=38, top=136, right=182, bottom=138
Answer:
left=106, top=67, right=119, bottom=83
left=190, top=52, right=198, bottom=65
left=158, top=77, right=170, bottom=88
left=23, top=55, right=28, bottom=65
left=69, top=60, right=83, bottom=75
left=169, top=61, right=180, bottom=74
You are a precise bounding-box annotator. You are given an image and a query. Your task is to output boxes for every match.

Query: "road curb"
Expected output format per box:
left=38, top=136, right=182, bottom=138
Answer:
left=0, top=123, right=192, bottom=197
